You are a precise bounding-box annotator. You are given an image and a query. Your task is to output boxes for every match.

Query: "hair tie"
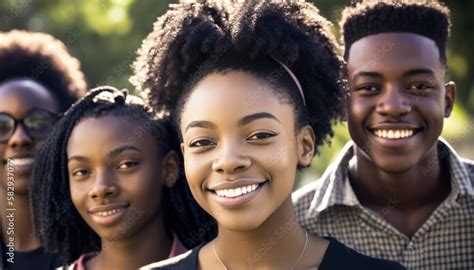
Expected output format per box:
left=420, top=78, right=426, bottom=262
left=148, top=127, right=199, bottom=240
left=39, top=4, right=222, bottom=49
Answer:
left=91, top=86, right=127, bottom=105
left=271, top=56, right=306, bottom=106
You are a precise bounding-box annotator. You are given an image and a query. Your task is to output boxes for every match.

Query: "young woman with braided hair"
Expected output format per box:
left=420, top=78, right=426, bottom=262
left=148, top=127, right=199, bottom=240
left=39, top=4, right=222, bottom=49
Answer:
left=30, top=86, right=216, bottom=269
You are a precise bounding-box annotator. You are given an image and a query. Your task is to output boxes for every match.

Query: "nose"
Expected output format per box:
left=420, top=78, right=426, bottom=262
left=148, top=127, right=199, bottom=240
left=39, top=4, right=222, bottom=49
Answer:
left=88, top=169, right=119, bottom=200
left=212, top=141, right=251, bottom=175
left=376, top=85, right=411, bottom=117
left=8, top=124, right=33, bottom=149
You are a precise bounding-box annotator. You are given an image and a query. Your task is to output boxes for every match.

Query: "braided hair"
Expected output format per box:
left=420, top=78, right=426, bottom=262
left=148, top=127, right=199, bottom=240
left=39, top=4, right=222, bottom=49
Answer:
left=0, top=30, right=87, bottom=111
left=340, top=0, right=451, bottom=66
left=131, top=0, right=345, bottom=150
left=30, top=86, right=216, bottom=265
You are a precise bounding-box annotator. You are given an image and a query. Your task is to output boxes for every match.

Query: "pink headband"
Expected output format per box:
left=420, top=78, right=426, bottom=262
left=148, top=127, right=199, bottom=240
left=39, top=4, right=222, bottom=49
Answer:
left=271, top=56, right=306, bottom=105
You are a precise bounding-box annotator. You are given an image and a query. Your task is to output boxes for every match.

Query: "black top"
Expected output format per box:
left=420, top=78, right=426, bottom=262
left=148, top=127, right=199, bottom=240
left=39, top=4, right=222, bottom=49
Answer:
left=145, top=237, right=406, bottom=269
left=1, top=244, right=63, bottom=270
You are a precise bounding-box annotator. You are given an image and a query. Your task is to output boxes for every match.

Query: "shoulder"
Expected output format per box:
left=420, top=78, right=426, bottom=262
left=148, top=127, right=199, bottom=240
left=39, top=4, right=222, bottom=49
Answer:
left=140, top=244, right=202, bottom=270
left=319, top=238, right=406, bottom=270
left=461, top=158, right=474, bottom=183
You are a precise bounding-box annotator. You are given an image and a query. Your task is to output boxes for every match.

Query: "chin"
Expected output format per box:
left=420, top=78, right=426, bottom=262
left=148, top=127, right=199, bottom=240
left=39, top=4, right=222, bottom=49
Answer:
left=219, top=216, right=264, bottom=232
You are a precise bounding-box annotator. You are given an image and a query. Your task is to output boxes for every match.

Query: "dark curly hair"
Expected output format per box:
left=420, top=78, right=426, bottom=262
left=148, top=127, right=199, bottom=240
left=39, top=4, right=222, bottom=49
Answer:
left=340, top=0, right=451, bottom=66
left=0, top=30, right=87, bottom=111
left=30, top=86, right=216, bottom=265
left=131, top=0, right=344, bottom=150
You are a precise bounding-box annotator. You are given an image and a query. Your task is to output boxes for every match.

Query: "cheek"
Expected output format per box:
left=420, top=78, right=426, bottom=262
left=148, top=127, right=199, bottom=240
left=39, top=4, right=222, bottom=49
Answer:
left=69, top=180, right=90, bottom=212
left=0, top=144, right=6, bottom=159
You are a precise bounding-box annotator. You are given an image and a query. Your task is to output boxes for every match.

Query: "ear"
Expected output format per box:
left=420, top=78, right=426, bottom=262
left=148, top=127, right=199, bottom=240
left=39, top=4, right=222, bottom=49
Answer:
left=297, top=125, right=316, bottom=167
left=444, top=81, right=456, bottom=117
left=161, top=151, right=180, bottom=188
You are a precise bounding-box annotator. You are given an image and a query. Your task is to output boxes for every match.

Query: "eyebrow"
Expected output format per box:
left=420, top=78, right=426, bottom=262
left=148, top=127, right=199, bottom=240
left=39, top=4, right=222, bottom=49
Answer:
left=352, top=71, right=384, bottom=81
left=108, top=145, right=142, bottom=159
left=67, top=145, right=142, bottom=163
left=184, top=112, right=280, bottom=132
left=238, top=112, right=280, bottom=126
left=185, top=121, right=217, bottom=132
left=402, top=68, right=436, bottom=77
left=67, top=156, right=89, bottom=163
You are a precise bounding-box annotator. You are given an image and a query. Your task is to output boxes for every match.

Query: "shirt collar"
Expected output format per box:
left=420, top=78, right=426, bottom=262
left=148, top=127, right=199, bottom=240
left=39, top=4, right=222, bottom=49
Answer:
left=308, top=139, right=474, bottom=218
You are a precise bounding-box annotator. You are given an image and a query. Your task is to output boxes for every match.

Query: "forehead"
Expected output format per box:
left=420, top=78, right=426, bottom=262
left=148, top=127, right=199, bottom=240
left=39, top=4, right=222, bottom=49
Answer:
left=347, top=33, right=443, bottom=77
left=67, top=115, right=157, bottom=155
left=180, top=71, right=295, bottom=128
left=0, top=82, right=57, bottom=115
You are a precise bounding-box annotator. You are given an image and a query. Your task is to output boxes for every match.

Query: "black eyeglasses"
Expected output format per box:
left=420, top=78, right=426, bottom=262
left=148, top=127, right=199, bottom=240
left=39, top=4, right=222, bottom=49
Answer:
left=0, top=109, right=60, bottom=143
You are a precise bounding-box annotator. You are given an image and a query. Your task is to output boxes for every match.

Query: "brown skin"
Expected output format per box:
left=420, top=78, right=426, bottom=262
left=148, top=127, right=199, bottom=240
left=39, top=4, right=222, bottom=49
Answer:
left=180, top=71, right=328, bottom=269
left=0, top=80, right=57, bottom=251
left=346, top=33, right=456, bottom=237
left=67, top=116, right=179, bottom=270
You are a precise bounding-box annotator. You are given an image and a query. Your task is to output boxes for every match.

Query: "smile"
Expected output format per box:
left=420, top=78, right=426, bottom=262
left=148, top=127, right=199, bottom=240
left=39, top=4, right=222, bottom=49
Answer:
left=92, top=208, right=125, bottom=217
left=370, top=129, right=419, bottom=139
left=4, top=157, right=34, bottom=166
left=214, top=184, right=259, bottom=198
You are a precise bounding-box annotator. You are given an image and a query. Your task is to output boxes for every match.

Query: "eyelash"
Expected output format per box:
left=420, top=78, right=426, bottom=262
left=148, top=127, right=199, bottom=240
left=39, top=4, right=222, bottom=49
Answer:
left=354, top=82, right=434, bottom=95
left=71, top=168, right=90, bottom=178
left=117, top=161, right=139, bottom=170
left=70, top=160, right=139, bottom=178
left=188, top=132, right=277, bottom=149
left=247, top=131, right=277, bottom=140
left=189, top=139, right=215, bottom=148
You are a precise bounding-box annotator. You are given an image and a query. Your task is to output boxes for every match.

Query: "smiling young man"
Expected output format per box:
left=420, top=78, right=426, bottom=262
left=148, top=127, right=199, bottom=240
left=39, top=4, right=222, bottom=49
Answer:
left=293, top=1, right=474, bottom=269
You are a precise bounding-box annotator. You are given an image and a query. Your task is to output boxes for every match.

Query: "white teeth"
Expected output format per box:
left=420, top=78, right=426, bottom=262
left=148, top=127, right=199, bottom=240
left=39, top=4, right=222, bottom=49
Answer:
left=94, top=208, right=124, bottom=217
left=9, top=158, right=34, bottom=166
left=372, top=129, right=415, bottom=139
left=215, top=184, right=259, bottom=198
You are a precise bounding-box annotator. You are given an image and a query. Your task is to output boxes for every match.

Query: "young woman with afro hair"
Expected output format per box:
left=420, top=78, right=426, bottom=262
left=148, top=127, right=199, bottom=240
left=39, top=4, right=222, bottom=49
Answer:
left=133, top=1, right=405, bottom=269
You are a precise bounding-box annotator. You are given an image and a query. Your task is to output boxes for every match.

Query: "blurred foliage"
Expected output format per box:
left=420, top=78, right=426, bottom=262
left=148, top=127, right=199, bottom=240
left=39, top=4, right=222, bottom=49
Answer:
left=1, top=0, right=472, bottom=185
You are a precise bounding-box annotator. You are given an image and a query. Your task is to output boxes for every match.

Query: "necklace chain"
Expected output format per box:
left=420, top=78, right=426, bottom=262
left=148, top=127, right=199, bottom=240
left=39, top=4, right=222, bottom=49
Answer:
left=213, top=231, right=308, bottom=270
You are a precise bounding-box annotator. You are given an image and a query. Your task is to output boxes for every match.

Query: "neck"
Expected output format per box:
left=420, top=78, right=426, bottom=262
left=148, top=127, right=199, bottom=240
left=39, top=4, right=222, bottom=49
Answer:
left=213, top=197, right=309, bottom=269
left=90, top=214, right=173, bottom=270
left=348, top=145, right=451, bottom=237
left=0, top=187, right=40, bottom=251
left=349, top=145, right=450, bottom=210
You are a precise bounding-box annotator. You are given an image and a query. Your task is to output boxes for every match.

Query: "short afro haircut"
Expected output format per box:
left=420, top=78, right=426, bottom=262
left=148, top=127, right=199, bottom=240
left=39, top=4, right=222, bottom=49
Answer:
left=340, top=0, right=451, bottom=66
left=0, top=30, right=87, bottom=111
left=132, top=0, right=345, bottom=150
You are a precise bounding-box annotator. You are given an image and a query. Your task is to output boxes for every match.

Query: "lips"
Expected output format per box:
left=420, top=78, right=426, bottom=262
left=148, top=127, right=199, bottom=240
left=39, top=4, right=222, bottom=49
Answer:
left=2, top=155, right=36, bottom=176
left=88, top=203, right=130, bottom=226
left=207, top=178, right=268, bottom=208
left=368, top=123, right=423, bottom=140
left=366, top=122, right=424, bottom=149
left=214, top=183, right=259, bottom=198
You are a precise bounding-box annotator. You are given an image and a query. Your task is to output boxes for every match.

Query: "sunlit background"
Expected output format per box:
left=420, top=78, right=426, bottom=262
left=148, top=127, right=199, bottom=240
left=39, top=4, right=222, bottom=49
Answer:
left=1, top=0, right=472, bottom=188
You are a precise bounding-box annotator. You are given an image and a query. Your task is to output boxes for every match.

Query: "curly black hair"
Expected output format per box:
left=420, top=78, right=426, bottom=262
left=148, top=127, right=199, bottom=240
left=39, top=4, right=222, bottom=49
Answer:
left=0, top=30, right=87, bottom=111
left=340, top=0, right=451, bottom=66
left=131, top=0, right=345, bottom=149
left=30, top=86, right=216, bottom=265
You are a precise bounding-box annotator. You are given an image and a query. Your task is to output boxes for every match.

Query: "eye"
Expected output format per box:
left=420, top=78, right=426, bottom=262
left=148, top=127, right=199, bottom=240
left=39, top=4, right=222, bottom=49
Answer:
left=117, top=160, right=139, bottom=170
left=71, top=168, right=90, bottom=178
left=356, top=84, right=380, bottom=93
left=189, top=139, right=215, bottom=148
left=408, top=82, right=433, bottom=91
left=247, top=132, right=277, bottom=140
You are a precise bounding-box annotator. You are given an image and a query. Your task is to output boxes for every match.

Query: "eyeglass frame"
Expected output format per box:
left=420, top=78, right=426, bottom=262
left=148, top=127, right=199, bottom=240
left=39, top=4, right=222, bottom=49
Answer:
left=0, top=108, right=61, bottom=144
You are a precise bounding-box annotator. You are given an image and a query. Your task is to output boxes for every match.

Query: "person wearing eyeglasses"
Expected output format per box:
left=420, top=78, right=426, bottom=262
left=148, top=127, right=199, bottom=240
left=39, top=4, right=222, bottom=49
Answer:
left=0, top=30, right=87, bottom=270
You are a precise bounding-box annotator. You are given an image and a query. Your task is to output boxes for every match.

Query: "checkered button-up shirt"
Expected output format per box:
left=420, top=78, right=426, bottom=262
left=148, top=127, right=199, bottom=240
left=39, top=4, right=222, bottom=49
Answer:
left=293, top=139, right=474, bottom=270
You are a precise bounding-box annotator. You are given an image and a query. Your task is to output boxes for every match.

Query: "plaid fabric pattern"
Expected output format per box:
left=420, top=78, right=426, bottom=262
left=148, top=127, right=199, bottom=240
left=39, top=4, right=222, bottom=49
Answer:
left=293, top=139, right=474, bottom=270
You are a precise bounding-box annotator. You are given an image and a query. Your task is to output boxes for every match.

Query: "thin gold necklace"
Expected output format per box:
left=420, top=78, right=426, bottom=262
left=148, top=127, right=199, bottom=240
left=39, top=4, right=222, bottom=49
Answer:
left=213, top=231, right=308, bottom=270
